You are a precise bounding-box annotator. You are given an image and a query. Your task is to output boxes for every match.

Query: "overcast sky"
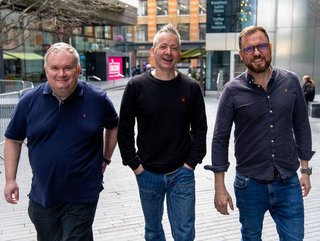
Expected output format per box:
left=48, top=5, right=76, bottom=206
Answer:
left=121, top=0, right=138, bottom=8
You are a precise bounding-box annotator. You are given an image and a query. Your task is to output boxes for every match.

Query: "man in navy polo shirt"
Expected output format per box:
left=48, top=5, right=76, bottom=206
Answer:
left=3, top=42, right=118, bottom=241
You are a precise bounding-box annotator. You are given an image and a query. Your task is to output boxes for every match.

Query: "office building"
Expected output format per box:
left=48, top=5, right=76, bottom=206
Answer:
left=206, top=0, right=319, bottom=90
left=134, top=0, right=319, bottom=91
left=134, top=0, right=206, bottom=75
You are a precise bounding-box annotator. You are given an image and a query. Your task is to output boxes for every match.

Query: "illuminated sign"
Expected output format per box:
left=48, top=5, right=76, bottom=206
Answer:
left=207, top=0, right=257, bottom=33
left=108, top=57, right=123, bottom=80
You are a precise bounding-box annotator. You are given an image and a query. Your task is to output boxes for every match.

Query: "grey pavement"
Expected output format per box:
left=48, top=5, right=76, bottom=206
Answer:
left=1, top=78, right=320, bottom=241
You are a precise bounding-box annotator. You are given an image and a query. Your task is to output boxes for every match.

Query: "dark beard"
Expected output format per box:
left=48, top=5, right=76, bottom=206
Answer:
left=247, top=58, right=272, bottom=73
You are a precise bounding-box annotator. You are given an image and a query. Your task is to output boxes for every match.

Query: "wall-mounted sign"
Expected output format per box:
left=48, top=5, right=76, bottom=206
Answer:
left=207, top=0, right=257, bottom=33
left=108, top=57, right=123, bottom=80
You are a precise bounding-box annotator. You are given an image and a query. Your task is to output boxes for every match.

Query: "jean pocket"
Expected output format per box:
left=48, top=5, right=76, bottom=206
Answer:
left=283, top=173, right=299, bottom=186
left=234, top=173, right=249, bottom=189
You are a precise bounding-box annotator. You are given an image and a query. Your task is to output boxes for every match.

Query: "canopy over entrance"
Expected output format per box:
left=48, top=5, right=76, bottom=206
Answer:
left=180, top=48, right=206, bottom=61
left=4, top=52, right=43, bottom=60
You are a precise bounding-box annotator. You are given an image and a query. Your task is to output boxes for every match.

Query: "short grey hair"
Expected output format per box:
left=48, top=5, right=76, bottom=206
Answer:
left=44, top=42, right=80, bottom=67
left=152, top=24, right=181, bottom=47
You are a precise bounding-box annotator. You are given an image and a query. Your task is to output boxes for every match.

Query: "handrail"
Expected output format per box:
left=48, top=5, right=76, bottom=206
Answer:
left=0, top=79, right=34, bottom=94
left=0, top=80, right=34, bottom=161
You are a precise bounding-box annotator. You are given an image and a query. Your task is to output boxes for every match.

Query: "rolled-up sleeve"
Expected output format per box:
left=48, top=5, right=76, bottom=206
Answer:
left=292, top=77, right=315, bottom=161
left=204, top=87, right=233, bottom=172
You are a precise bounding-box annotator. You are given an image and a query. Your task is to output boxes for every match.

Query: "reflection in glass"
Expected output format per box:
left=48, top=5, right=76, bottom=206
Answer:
left=199, top=23, right=206, bottom=40
left=139, top=0, right=148, bottom=16
left=157, top=0, right=168, bottom=15
left=137, top=25, right=148, bottom=42
left=177, top=0, right=190, bottom=15
left=177, top=24, right=190, bottom=41
left=199, top=0, right=206, bottom=14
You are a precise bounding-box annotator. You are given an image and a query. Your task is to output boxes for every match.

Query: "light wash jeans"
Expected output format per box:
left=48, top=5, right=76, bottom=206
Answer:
left=234, top=172, right=304, bottom=241
left=136, top=166, right=196, bottom=241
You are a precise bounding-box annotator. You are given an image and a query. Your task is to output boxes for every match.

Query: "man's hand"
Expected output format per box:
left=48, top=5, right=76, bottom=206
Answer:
left=183, top=163, right=193, bottom=170
left=214, top=187, right=234, bottom=215
left=300, top=174, right=311, bottom=197
left=134, top=164, right=144, bottom=175
left=102, top=163, right=108, bottom=173
left=214, top=172, right=234, bottom=215
left=4, top=180, right=19, bottom=204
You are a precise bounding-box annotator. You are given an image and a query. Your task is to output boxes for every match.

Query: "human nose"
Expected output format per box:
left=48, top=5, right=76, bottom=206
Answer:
left=164, top=46, right=173, bottom=53
left=58, top=68, right=66, bottom=76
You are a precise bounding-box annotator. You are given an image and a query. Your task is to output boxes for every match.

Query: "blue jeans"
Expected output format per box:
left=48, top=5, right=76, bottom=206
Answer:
left=28, top=199, right=97, bottom=241
left=136, top=166, right=196, bottom=241
left=234, top=173, right=304, bottom=241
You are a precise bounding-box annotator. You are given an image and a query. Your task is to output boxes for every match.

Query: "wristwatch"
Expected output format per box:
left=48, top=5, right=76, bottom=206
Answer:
left=103, top=158, right=111, bottom=165
left=300, top=167, right=312, bottom=175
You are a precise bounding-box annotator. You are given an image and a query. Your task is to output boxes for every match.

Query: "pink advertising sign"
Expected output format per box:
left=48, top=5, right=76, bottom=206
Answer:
left=107, top=56, right=123, bottom=80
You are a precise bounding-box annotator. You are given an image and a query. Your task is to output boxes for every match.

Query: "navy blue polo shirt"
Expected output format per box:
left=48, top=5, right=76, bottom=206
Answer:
left=5, top=81, right=118, bottom=207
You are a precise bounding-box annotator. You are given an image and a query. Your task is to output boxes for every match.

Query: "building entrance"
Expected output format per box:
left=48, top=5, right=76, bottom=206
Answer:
left=230, top=51, right=246, bottom=80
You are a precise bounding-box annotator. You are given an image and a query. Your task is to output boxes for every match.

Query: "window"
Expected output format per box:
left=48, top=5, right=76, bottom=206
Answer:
left=72, top=27, right=83, bottom=36
left=84, top=26, right=94, bottom=37
left=177, top=24, right=189, bottom=41
left=177, top=0, right=190, bottom=15
left=198, top=0, right=206, bottom=14
left=104, top=26, right=112, bottom=40
left=156, top=24, right=165, bottom=32
left=113, top=26, right=129, bottom=41
left=199, top=23, right=206, bottom=40
left=157, top=0, right=168, bottom=15
left=137, top=25, right=148, bottom=42
left=139, top=0, right=148, bottom=16
left=94, top=26, right=103, bottom=38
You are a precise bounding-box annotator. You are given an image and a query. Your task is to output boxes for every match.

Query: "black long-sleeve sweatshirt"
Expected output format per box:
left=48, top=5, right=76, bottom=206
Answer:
left=117, top=70, right=207, bottom=174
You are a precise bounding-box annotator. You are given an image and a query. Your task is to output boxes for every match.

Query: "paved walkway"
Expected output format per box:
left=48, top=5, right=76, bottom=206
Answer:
left=1, top=78, right=320, bottom=240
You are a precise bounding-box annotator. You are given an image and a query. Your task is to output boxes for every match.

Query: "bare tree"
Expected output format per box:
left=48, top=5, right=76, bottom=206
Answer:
left=0, top=0, right=129, bottom=78
left=0, top=0, right=51, bottom=78
left=0, top=0, right=51, bottom=50
left=0, top=0, right=128, bottom=51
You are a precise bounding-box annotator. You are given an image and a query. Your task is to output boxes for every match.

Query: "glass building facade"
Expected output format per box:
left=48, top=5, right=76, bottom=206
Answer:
left=3, top=25, right=135, bottom=82
left=205, top=0, right=320, bottom=91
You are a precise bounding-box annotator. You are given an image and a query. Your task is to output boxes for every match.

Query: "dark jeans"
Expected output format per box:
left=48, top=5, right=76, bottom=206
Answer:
left=234, top=173, right=304, bottom=241
left=28, top=199, right=97, bottom=241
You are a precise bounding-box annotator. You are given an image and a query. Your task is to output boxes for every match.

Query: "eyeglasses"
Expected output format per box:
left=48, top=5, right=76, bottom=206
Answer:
left=240, top=43, right=269, bottom=55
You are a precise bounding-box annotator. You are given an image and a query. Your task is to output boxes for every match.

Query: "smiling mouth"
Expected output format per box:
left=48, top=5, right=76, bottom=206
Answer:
left=163, top=58, right=173, bottom=63
left=253, top=58, right=264, bottom=63
left=56, top=78, right=69, bottom=81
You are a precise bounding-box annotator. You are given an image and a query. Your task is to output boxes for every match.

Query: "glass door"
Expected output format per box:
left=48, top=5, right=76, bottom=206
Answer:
left=230, top=51, right=246, bottom=79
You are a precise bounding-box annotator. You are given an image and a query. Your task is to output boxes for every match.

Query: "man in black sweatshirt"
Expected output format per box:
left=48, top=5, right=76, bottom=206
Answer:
left=117, top=24, right=207, bottom=241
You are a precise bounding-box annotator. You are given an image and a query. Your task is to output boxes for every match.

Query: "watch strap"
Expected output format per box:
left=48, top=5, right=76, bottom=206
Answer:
left=300, top=167, right=312, bottom=175
left=103, top=158, right=111, bottom=165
